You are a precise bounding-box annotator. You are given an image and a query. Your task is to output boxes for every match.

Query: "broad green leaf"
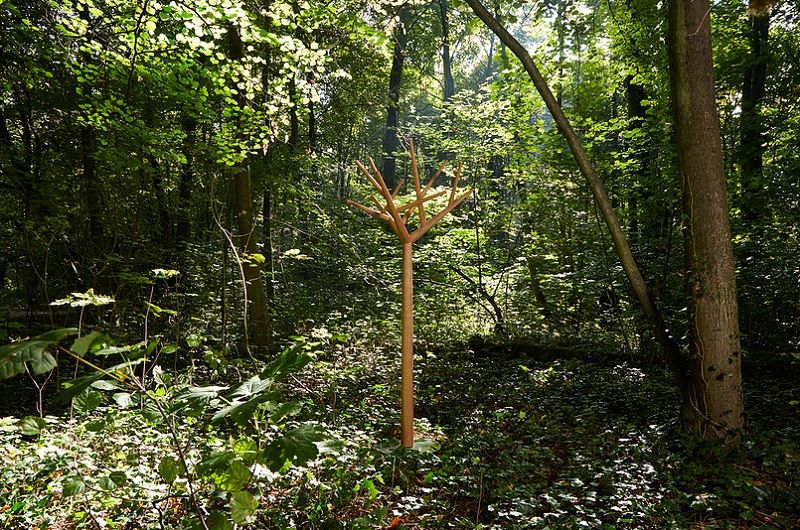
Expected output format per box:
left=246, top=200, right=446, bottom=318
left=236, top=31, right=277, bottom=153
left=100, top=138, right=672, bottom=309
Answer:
left=70, top=331, right=107, bottom=356
left=230, top=490, right=258, bottom=524
left=153, top=365, right=171, bottom=386
left=91, top=380, right=118, bottom=391
left=260, top=343, right=313, bottom=381
left=211, top=390, right=281, bottom=426
left=18, top=416, right=46, bottom=436
left=196, top=451, right=234, bottom=478
left=73, top=388, right=102, bottom=414
left=51, top=289, right=114, bottom=307
left=206, top=511, right=233, bottom=530
left=112, top=392, right=133, bottom=408
left=186, top=334, right=202, bottom=347
left=230, top=375, right=272, bottom=399
left=411, top=439, right=441, bottom=453
left=151, top=268, right=179, bottom=279
left=269, top=401, right=302, bottom=424
left=57, top=358, right=144, bottom=403
left=85, top=420, right=105, bottom=432
left=159, top=455, right=183, bottom=484
left=62, top=475, right=86, bottom=496
left=99, top=470, right=127, bottom=490
left=261, top=425, right=324, bottom=472
left=171, top=385, right=226, bottom=415
left=0, top=328, right=77, bottom=380
left=222, top=460, right=252, bottom=492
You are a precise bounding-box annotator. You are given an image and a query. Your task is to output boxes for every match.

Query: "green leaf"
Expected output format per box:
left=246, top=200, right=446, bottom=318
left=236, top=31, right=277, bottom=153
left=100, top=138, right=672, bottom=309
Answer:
left=196, top=451, right=234, bottom=478
left=85, top=420, right=105, bottom=432
left=207, top=511, right=233, bottom=530
left=159, top=455, right=183, bottom=484
left=171, top=385, right=226, bottom=415
left=260, top=343, right=313, bottom=381
left=230, top=490, right=258, bottom=524
left=151, top=268, right=179, bottom=279
left=62, top=475, right=86, bottom=496
left=18, top=416, right=47, bottom=436
left=0, top=328, right=77, bottom=380
left=70, top=331, right=107, bottom=356
left=211, top=390, right=281, bottom=426
left=99, top=470, right=127, bottom=490
left=91, top=380, right=119, bottom=391
left=411, top=439, right=441, bottom=453
left=51, top=289, right=114, bottom=307
left=186, top=333, right=202, bottom=347
left=261, top=425, right=324, bottom=472
left=222, top=460, right=252, bottom=492
left=113, top=392, right=133, bottom=408
left=57, top=358, right=144, bottom=403
left=269, top=401, right=302, bottom=424
left=73, top=388, right=102, bottom=414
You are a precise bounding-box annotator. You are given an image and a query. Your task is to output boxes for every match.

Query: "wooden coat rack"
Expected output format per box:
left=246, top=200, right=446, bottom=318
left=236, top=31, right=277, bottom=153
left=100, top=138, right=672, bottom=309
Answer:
left=347, top=139, right=473, bottom=447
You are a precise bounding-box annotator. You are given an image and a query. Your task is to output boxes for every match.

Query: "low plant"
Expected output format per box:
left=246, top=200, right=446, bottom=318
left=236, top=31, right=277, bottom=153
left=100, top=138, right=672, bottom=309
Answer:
left=0, top=329, right=330, bottom=529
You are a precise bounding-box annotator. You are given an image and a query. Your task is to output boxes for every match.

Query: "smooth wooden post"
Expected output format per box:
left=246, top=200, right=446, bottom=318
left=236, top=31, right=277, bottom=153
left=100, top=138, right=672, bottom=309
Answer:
left=401, top=241, right=414, bottom=447
left=347, top=140, right=473, bottom=449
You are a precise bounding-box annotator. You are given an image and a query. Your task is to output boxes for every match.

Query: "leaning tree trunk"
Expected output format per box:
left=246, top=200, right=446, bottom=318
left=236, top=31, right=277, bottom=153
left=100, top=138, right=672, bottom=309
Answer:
left=668, top=0, right=745, bottom=440
left=465, top=0, right=689, bottom=390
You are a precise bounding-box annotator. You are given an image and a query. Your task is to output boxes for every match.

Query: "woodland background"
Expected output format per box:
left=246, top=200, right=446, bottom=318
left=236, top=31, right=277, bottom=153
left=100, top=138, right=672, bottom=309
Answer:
left=0, top=0, right=798, bottom=528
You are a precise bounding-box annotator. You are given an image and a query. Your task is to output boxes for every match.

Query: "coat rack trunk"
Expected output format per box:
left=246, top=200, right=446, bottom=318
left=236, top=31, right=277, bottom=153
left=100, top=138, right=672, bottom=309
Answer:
left=347, top=139, right=473, bottom=448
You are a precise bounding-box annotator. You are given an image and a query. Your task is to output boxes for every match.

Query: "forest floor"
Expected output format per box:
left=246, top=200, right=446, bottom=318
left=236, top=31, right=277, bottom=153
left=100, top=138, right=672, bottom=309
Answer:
left=1, top=338, right=798, bottom=529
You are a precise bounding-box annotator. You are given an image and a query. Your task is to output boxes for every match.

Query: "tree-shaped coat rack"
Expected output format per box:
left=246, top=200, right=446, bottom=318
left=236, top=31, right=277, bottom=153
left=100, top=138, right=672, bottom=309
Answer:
left=347, top=139, right=474, bottom=447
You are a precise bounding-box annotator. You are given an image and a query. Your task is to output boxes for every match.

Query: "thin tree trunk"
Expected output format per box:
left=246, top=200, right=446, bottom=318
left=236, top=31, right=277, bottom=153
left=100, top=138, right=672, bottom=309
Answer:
left=382, top=8, right=410, bottom=190
left=625, top=76, right=647, bottom=239
left=176, top=117, right=196, bottom=244
left=526, top=257, right=549, bottom=310
left=739, top=14, right=769, bottom=221
left=262, top=189, right=275, bottom=303
left=466, top=0, right=688, bottom=389
left=668, top=0, right=744, bottom=440
left=229, top=25, right=271, bottom=348
left=439, top=0, right=455, bottom=102
left=148, top=157, right=173, bottom=245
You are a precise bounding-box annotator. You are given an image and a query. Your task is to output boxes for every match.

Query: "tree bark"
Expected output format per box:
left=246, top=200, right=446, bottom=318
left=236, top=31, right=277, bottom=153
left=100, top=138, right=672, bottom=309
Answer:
left=465, top=0, right=688, bottom=390
left=176, top=117, right=196, bottom=244
left=667, top=0, right=744, bottom=440
left=382, top=8, right=410, bottom=190
left=739, top=14, right=769, bottom=221
left=229, top=25, right=271, bottom=348
left=439, top=0, right=455, bottom=102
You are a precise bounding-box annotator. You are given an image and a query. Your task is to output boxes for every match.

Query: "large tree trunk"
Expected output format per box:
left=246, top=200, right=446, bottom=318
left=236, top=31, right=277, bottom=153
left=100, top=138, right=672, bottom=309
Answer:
left=229, top=26, right=271, bottom=349
left=465, top=0, right=688, bottom=390
left=739, top=14, right=769, bottom=221
left=382, top=8, right=410, bottom=190
left=667, top=0, right=744, bottom=440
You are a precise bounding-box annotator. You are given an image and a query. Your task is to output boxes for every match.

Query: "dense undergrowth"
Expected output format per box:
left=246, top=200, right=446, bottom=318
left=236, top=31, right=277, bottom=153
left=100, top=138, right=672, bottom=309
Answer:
left=1, top=335, right=798, bottom=530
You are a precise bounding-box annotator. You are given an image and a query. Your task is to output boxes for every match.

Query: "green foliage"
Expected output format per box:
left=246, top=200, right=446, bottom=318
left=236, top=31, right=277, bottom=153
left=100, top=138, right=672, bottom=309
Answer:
left=0, top=328, right=77, bottom=380
left=17, top=416, right=46, bottom=436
